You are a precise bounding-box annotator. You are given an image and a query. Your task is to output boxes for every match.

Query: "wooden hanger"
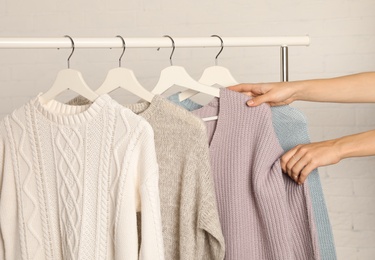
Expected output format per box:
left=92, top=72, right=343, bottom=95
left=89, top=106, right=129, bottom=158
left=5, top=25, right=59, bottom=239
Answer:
left=151, top=35, right=220, bottom=98
left=40, top=35, right=98, bottom=104
left=179, top=35, right=238, bottom=101
left=95, top=36, right=154, bottom=102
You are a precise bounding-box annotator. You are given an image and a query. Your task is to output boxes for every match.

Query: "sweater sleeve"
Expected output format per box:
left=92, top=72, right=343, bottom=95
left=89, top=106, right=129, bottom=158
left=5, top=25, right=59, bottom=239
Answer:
left=138, top=125, right=164, bottom=260
left=0, top=120, right=21, bottom=260
left=116, top=121, right=164, bottom=260
left=191, top=128, right=226, bottom=260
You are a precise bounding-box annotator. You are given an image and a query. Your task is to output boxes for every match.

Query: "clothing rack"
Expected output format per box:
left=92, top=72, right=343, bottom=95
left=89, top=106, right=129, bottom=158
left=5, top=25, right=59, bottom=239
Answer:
left=0, top=36, right=310, bottom=82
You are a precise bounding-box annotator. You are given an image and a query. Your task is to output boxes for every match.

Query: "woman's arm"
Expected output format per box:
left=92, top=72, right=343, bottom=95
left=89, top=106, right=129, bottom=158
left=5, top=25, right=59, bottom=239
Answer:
left=228, top=72, right=375, bottom=106
left=282, top=129, right=375, bottom=184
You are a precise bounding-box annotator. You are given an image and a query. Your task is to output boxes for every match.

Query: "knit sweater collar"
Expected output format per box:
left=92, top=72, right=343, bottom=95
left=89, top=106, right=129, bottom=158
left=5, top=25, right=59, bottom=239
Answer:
left=32, top=93, right=112, bottom=125
left=169, top=88, right=252, bottom=112
left=167, top=92, right=204, bottom=111
left=192, top=88, right=253, bottom=147
left=194, top=88, right=252, bottom=116
left=122, top=95, right=165, bottom=120
left=66, top=94, right=168, bottom=120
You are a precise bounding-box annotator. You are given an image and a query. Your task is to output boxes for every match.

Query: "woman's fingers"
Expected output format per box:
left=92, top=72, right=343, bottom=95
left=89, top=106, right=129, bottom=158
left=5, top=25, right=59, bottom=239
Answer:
left=281, top=145, right=300, bottom=172
left=229, top=82, right=296, bottom=107
left=228, top=84, right=272, bottom=106
left=282, top=147, right=305, bottom=181
left=298, top=163, right=317, bottom=184
left=246, top=94, right=271, bottom=107
left=281, top=145, right=313, bottom=184
left=228, top=83, right=261, bottom=93
left=281, top=140, right=342, bottom=184
left=288, top=155, right=311, bottom=184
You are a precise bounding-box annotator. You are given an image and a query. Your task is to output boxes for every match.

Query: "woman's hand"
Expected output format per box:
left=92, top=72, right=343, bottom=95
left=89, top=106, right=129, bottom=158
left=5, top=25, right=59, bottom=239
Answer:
left=281, top=130, right=375, bottom=184
left=229, top=72, right=375, bottom=105
left=228, top=82, right=298, bottom=107
left=281, top=140, right=342, bottom=185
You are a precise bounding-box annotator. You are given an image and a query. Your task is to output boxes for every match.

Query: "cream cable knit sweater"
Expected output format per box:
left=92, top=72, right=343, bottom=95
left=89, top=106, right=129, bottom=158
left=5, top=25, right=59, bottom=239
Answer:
left=68, top=95, right=225, bottom=260
left=0, top=94, right=164, bottom=260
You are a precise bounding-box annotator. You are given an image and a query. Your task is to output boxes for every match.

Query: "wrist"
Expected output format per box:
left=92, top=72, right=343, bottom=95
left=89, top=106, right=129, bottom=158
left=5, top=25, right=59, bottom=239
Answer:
left=334, top=130, right=375, bottom=160
left=333, top=135, right=356, bottom=160
left=290, top=81, right=309, bottom=102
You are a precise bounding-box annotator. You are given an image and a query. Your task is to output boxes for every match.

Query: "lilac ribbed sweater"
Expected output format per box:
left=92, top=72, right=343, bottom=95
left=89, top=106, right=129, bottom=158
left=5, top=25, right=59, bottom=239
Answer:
left=192, top=89, right=320, bottom=260
left=168, top=93, right=336, bottom=260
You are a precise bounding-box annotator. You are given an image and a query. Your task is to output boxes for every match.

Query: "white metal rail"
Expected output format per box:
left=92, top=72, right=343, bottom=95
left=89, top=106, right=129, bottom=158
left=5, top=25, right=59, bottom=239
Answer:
left=0, top=36, right=310, bottom=81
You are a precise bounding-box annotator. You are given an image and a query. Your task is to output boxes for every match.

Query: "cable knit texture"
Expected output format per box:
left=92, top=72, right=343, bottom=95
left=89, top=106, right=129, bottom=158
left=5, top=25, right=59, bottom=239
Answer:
left=0, top=94, right=164, bottom=260
left=169, top=92, right=336, bottom=260
left=67, top=95, right=225, bottom=260
left=185, top=89, right=319, bottom=260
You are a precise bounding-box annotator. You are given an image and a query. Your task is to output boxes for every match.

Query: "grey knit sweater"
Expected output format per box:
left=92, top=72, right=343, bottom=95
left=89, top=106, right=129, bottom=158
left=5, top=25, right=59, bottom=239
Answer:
left=68, top=95, right=225, bottom=260
left=191, top=89, right=320, bottom=260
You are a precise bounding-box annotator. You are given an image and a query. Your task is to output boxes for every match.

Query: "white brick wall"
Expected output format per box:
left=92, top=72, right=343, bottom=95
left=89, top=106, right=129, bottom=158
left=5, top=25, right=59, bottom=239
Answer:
left=0, top=0, right=375, bottom=259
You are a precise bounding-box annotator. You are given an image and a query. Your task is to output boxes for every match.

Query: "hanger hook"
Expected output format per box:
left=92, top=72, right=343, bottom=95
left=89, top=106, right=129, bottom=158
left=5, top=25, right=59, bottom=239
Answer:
left=64, top=35, right=75, bottom=69
left=116, top=35, right=126, bottom=67
left=211, top=35, right=224, bottom=66
left=163, top=35, right=175, bottom=66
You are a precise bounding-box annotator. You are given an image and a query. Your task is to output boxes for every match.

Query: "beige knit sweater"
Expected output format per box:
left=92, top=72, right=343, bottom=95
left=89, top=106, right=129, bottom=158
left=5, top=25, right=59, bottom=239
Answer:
left=68, top=95, right=225, bottom=260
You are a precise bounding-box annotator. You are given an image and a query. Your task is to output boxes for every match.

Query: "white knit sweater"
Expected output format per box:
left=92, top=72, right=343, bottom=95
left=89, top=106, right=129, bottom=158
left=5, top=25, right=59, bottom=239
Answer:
left=0, top=94, right=165, bottom=260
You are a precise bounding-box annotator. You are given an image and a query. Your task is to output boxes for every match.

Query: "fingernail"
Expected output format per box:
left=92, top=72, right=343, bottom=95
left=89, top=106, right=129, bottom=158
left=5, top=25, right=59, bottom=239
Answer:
left=247, top=100, right=254, bottom=106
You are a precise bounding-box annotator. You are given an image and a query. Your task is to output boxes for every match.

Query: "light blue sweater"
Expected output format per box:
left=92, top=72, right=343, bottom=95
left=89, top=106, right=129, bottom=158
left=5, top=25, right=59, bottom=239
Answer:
left=168, top=93, right=337, bottom=260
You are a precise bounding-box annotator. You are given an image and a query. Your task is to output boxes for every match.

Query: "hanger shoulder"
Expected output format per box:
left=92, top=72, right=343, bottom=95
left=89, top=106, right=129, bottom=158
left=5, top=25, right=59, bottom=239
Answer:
left=152, top=66, right=183, bottom=95
left=96, top=67, right=139, bottom=95
left=96, top=67, right=123, bottom=95
left=40, top=69, right=98, bottom=104
left=199, top=66, right=239, bottom=86
left=96, top=67, right=154, bottom=103
left=179, top=66, right=238, bottom=101
left=152, top=66, right=220, bottom=98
